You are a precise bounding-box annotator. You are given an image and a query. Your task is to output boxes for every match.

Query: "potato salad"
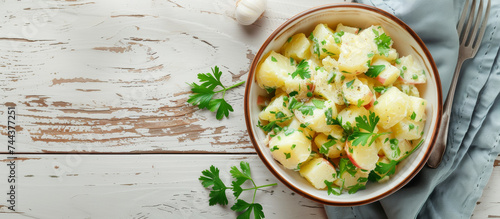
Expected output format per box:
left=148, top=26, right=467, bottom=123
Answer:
left=255, top=23, right=428, bottom=195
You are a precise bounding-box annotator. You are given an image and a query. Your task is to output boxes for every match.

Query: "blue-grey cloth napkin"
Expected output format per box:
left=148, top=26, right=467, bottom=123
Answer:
left=325, top=0, right=500, bottom=218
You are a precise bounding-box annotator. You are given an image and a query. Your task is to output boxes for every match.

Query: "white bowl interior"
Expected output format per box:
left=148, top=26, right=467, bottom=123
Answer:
left=247, top=5, right=440, bottom=204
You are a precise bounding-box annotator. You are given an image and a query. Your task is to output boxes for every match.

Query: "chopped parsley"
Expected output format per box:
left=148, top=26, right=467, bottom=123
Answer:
left=374, top=86, right=388, bottom=94
left=365, top=65, right=386, bottom=78
left=327, top=72, right=337, bottom=84
left=319, top=136, right=337, bottom=154
left=333, top=31, right=344, bottom=44
left=309, top=33, right=321, bottom=59
left=284, top=152, right=291, bottom=159
left=368, top=139, right=424, bottom=182
left=347, top=111, right=391, bottom=146
left=312, top=99, right=325, bottom=109
left=346, top=79, right=355, bottom=89
left=357, top=99, right=364, bottom=107
left=291, top=59, right=311, bottom=79
left=409, top=123, right=415, bottom=131
left=389, top=138, right=400, bottom=158
left=410, top=112, right=417, bottom=120
left=372, top=29, right=392, bottom=57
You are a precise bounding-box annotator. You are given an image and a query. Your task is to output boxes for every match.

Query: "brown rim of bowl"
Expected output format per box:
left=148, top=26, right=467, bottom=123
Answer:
left=244, top=3, right=442, bottom=206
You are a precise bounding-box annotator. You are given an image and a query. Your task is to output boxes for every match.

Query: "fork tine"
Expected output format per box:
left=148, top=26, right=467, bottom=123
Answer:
left=466, top=0, right=484, bottom=46
left=461, top=0, right=477, bottom=45
left=472, top=0, right=491, bottom=54
left=457, top=0, right=471, bottom=34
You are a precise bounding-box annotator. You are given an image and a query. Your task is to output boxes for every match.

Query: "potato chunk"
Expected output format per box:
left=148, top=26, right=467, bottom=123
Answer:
left=379, top=137, right=413, bottom=161
left=258, top=94, right=293, bottom=124
left=335, top=23, right=359, bottom=35
left=256, top=51, right=295, bottom=89
left=294, top=99, right=337, bottom=134
left=337, top=105, right=369, bottom=128
left=407, top=96, right=427, bottom=122
left=313, top=67, right=345, bottom=105
left=373, top=87, right=409, bottom=129
left=392, top=118, right=425, bottom=140
left=281, top=33, right=311, bottom=61
left=372, top=59, right=400, bottom=86
left=338, top=32, right=374, bottom=75
left=342, top=77, right=373, bottom=106
left=269, top=127, right=311, bottom=170
left=299, top=158, right=337, bottom=189
left=334, top=167, right=369, bottom=189
left=397, top=55, right=427, bottom=84
left=309, top=24, right=340, bottom=59
left=314, top=133, right=345, bottom=158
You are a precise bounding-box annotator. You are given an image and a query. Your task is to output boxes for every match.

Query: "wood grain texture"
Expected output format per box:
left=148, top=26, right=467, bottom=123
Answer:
left=0, top=154, right=498, bottom=218
left=0, top=0, right=498, bottom=218
left=0, top=0, right=349, bottom=153
left=0, top=155, right=327, bottom=218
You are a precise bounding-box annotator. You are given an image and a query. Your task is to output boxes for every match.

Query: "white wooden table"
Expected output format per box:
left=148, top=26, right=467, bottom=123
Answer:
left=0, top=0, right=498, bottom=218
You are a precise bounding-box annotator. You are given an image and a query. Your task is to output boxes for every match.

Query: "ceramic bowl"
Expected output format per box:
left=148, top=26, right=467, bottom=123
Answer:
left=244, top=3, right=442, bottom=206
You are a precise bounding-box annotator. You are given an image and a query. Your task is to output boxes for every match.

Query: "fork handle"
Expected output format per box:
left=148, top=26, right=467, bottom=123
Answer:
left=427, top=58, right=465, bottom=168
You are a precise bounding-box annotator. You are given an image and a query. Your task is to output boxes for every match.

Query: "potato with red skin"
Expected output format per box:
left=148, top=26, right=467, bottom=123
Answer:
left=344, top=140, right=379, bottom=171
left=342, top=78, right=373, bottom=106
left=299, top=158, right=337, bottom=189
left=371, top=59, right=400, bottom=86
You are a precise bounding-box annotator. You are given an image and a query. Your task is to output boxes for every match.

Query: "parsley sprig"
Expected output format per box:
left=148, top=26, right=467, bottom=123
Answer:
left=290, top=59, right=311, bottom=79
left=347, top=111, right=390, bottom=146
left=372, top=29, right=392, bottom=57
left=187, top=66, right=245, bottom=120
left=368, top=139, right=424, bottom=182
left=199, top=161, right=277, bottom=219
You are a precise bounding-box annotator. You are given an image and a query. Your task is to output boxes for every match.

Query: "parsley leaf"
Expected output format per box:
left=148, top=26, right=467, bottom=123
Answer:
left=389, top=138, right=400, bottom=158
left=312, top=99, right=325, bottom=109
left=231, top=200, right=265, bottom=219
left=325, top=109, right=342, bottom=126
left=230, top=162, right=252, bottom=198
left=348, top=111, right=390, bottom=146
left=257, top=120, right=282, bottom=133
left=333, top=31, right=344, bottom=44
left=187, top=66, right=245, bottom=120
left=319, top=136, right=337, bottom=154
left=325, top=180, right=343, bottom=196
left=309, top=33, right=321, bottom=59
left=372, top=29, right=392, bottom=56
left=199, top=165, right=229, bottom=206
left=208, top=98, right=233, bottom=120
left=346, top=79, right=355, bottom=89
left=347, top=183, right=366, bottom=194
left=291, top=59, right=311, bottom=79
left=373, top=86, right=388, bottom=94
left=365, top=65, right=385, bottom=78
left=200, top=162, right=277, bottom=219
left=338, top=158, right=357, bottom=178
left=410, top=112, right=417, bottom=120
left=369, top=139, right=425, bottom=181
left=297, top=105, right=315, bottom=116
left=327, top=71, right=337, bottom=84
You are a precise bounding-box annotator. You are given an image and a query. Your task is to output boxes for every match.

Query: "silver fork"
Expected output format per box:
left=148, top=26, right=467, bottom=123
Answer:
left=427, top=0, right=491, bottom=168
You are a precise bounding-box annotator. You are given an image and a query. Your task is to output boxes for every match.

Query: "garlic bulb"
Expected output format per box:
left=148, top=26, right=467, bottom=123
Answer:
left=235, top=0, right=267, bottom=25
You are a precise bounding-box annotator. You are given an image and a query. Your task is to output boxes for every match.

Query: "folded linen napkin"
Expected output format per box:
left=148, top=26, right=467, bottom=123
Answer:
left=325, top=0, right=500, bottom=218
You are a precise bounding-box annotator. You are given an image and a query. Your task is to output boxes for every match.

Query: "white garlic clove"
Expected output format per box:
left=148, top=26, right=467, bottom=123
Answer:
left=235, top=0, right=267, bottom=25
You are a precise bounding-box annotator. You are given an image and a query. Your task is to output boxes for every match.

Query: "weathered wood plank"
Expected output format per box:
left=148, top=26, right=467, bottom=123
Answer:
left=0, top=0, right=349, bottom=153
left=0, top=154, right=498, bottom=218
left=0, top=154, right=326, bottom=218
